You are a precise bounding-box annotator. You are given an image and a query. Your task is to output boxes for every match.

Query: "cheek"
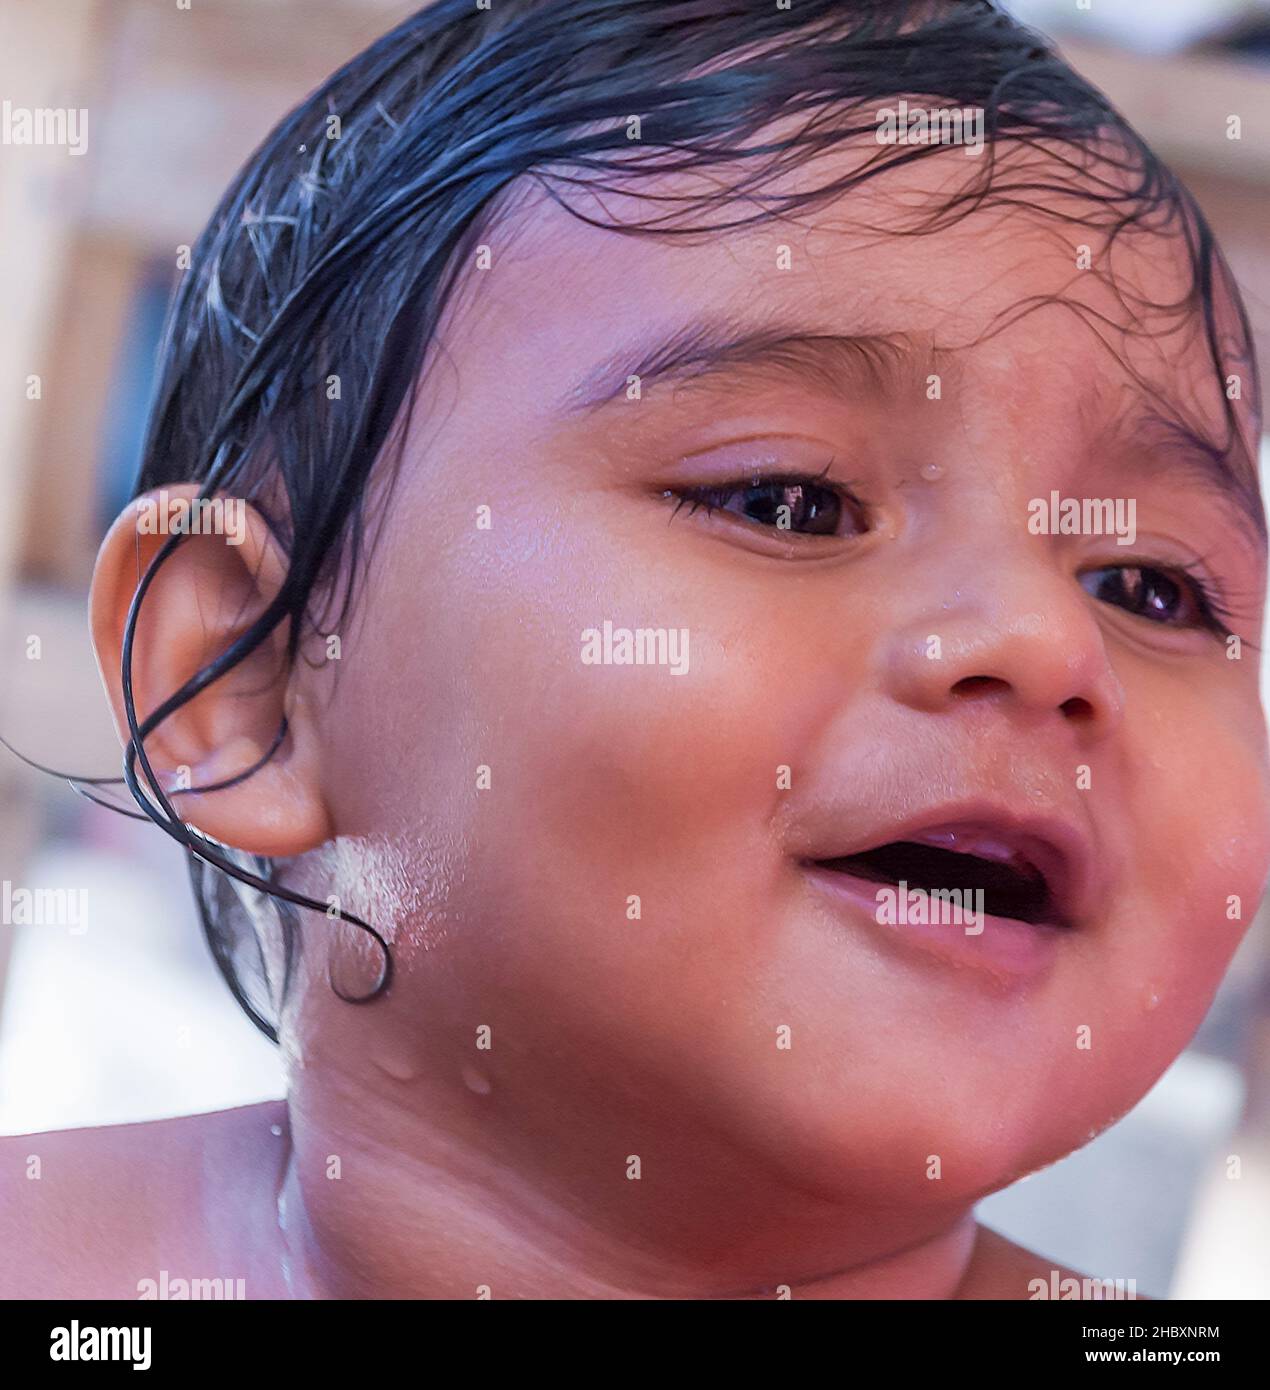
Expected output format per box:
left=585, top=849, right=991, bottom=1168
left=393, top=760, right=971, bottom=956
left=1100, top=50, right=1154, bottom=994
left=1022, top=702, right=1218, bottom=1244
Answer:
left=472, top=622, right=801, bottom=966
left=424, top=508, right=848, bottom=917
left=1128, top=679, right=1270, bottom=996
left=1040, top=681, right=1270, bottom=1146
left=409, top=544, right=869, bottom=1081
left=326, top=509, right=832, bottom=1006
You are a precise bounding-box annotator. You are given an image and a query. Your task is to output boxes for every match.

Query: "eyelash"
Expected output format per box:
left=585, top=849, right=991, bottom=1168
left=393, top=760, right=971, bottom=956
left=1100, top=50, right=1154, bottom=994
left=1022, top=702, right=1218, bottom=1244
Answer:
left=1080, top=561, right=1238, bottom=641
left=665, top=465, right=864, bottom=537
left=663, top=471, right=1242, bottom=642
left=1189, top=576, right=1240, bottom=640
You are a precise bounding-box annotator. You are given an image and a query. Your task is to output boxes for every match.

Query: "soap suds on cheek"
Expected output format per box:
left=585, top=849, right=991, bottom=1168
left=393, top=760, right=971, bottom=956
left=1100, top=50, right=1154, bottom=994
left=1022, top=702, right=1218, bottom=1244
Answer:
left=322, top=830, right=466, bottom=958
left=279, top=830, right=469, bottom=1023
left=279, top=830, right=490, bottom=1093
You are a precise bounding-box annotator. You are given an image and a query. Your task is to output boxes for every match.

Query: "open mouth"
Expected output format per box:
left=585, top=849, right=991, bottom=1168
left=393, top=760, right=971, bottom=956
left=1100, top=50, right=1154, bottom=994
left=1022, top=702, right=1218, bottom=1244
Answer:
left=813, top=831, right=1067, bottom=928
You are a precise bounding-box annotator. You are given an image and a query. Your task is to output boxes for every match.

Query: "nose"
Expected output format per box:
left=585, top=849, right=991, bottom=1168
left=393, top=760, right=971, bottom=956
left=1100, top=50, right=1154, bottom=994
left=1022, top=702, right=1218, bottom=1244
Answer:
left=881, top=561, right=1125, bottom=736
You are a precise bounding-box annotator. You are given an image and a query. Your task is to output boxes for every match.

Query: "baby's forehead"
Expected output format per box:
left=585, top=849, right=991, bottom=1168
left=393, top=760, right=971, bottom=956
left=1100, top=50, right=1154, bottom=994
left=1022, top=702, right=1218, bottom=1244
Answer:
left=450, top=144, right=1248, bottom=444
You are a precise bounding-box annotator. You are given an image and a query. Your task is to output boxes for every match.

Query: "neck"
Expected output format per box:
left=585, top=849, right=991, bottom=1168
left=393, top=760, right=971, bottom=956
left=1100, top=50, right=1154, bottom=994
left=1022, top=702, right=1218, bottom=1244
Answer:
left=272, top=1085, right=980, bottom=1300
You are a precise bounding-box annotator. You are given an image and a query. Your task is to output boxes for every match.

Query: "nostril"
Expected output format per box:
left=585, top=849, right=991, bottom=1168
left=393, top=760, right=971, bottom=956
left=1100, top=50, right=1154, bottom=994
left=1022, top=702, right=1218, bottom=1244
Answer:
left=1060, top=695, right=1096, bottom=723
left=950, top=675, right=1008, bottom=700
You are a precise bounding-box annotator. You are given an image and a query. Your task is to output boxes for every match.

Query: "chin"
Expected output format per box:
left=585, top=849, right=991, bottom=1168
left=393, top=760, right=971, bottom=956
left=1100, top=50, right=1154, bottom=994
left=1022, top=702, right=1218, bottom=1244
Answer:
left=738, top=1038, right=1135, bottom=1211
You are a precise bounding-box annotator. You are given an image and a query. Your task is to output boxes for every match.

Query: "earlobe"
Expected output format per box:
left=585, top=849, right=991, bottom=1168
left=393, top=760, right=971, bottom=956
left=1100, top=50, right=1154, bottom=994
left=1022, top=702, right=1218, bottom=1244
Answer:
left=89, top=484, right=334, bottom=857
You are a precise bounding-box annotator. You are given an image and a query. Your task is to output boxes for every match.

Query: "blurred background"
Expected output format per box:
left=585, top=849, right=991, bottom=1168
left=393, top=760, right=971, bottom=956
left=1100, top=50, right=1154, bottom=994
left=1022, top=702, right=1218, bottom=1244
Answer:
left=1, top=0, right=1270, bottom=1298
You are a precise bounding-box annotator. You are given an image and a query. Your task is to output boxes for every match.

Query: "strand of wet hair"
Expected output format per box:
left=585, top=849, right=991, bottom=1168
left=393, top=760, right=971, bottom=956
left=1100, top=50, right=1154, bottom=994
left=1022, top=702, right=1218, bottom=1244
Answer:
left=114, top=521, right=393, bottom=1005
left=0, top=532, right=394, bottom=1006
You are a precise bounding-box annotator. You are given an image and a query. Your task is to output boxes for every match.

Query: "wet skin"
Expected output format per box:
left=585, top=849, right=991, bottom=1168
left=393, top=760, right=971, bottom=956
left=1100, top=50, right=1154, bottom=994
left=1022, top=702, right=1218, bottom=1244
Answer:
left=6, top=140, right=1269, bottom=1299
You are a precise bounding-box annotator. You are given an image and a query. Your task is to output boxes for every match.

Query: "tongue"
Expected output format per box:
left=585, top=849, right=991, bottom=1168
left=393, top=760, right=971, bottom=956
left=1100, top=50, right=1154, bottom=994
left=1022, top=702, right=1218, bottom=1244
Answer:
left=826, top=841, right=1052, bottom=923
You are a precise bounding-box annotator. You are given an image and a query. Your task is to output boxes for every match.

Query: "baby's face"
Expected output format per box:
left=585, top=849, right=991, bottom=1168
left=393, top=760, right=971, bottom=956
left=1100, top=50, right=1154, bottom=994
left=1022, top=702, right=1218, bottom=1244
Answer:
left=287, top=145, right=1270, bottom=1226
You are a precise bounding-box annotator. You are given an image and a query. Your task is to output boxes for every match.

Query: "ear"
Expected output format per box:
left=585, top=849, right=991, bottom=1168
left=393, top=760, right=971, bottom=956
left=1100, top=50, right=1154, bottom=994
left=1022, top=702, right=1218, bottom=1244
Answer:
left=89, top=484, right=333, bottom=856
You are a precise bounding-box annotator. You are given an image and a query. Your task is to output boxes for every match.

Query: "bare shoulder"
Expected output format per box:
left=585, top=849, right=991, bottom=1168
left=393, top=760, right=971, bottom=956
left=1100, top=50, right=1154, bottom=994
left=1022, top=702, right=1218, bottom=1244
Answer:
left=0, top=1100, right=287, bottom=1299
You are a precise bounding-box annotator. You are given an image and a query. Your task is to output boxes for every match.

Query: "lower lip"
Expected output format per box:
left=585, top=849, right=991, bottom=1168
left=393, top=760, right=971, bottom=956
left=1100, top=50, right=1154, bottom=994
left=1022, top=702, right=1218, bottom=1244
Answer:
left=801, top=863, right=1067, bottom=981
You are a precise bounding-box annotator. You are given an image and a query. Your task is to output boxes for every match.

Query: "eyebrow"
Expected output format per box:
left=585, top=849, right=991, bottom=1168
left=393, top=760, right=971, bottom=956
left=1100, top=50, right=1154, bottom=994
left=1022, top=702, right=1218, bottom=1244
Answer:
left=1107, top=405, right=1266, bottom=549
left=563, top=320, right=931, bottom=413
left=563, top=316, right=1266, bottom=549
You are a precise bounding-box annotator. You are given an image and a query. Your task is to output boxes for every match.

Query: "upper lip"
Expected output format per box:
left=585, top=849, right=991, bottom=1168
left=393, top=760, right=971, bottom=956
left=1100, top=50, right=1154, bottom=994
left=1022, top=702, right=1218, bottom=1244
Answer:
left=806, top=801, right=1098, bottom=930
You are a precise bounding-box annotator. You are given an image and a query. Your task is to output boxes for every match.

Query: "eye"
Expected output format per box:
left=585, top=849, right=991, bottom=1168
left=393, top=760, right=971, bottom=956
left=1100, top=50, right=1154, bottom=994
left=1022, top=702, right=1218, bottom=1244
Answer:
left=666, top=474, right=865, bottom=537
left=1079, top=563, right=1226, bottom=633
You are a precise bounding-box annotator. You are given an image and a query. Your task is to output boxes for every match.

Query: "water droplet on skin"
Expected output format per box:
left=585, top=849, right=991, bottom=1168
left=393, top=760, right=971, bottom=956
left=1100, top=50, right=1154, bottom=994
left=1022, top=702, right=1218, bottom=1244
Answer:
left=462, top=1064, right=492, bottom=1096
left=1134, top=983, right=1164, bottom=1013
left=270, top=1123, right=283, bottom=1138
left=374, top=1053, right=418, bottom=1083
left=920, top=462, right=944, bottom=481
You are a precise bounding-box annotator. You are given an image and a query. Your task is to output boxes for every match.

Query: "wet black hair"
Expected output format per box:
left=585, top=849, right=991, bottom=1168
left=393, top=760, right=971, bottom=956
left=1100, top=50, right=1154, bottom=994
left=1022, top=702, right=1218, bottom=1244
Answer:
left=22, top=0, right=1261, bottom=1040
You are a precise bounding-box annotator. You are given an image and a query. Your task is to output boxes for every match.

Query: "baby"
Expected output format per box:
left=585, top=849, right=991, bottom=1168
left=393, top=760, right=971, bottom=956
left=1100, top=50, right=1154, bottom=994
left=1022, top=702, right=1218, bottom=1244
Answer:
left=4, top=0, right=1268, bottom=1300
